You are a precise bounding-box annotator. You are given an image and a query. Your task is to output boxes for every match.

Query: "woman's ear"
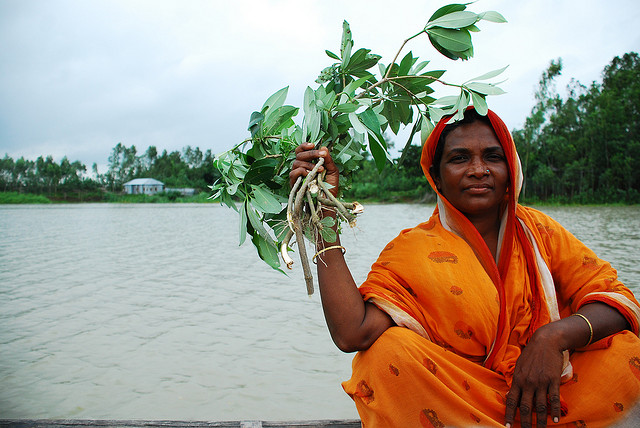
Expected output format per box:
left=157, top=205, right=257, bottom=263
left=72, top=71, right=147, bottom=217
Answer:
left=429, top=166, right=441, bottom=191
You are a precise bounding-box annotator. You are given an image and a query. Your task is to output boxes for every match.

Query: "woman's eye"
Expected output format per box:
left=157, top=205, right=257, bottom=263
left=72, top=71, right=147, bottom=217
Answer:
left=449, top=155, right=467, bottom=163
left=486, top=154, right=505, bottom=162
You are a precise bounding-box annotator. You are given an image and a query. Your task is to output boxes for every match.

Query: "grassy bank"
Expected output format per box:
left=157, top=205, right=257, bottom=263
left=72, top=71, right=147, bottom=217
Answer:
left=2, top=190, right=638, bottom=206
left=0, top=192, right=53, bottom=204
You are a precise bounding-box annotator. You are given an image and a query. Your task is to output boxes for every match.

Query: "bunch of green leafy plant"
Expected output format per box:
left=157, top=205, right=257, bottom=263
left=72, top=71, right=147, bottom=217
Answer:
left=211, top=3, right=507, bottom=294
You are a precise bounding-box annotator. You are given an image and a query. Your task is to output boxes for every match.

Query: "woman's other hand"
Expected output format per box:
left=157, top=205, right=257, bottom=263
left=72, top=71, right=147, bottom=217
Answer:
left=289, top=142, right=339, bottom=196
left=504, top=324, right=564, bottom=428
left=504, top=303, right=630, bottom=427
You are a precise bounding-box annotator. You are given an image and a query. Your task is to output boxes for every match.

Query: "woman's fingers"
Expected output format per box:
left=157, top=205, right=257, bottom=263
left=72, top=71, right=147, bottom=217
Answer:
left=504, top=386, right=520, bottom=428
left=505, top=384, right=560, bottom=428
left=294, top=142, right=315, bottom=154
left=290, top=143, right=323, bottom=187
left=535, top=387, right=549, bottom=427
left=289, top=143, right=339, bottom=195
left=548, top=380, right=562, bottom=424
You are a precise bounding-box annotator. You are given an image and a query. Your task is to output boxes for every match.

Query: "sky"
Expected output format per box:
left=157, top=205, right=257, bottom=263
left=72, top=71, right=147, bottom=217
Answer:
left=1, top=0, right=639, bottom=174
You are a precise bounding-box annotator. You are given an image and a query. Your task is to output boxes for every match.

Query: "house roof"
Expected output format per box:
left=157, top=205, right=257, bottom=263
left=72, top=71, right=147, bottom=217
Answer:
left=123, top=178, right=164, bottom=186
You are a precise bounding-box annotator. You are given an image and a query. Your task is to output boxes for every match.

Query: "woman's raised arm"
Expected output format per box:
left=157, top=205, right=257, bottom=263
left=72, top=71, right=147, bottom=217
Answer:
left=290, top=143, right=394, bottom=352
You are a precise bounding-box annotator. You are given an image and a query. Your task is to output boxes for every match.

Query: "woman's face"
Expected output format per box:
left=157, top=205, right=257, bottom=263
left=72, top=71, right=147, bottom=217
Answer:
left=434, top=121, right=509, bottom=220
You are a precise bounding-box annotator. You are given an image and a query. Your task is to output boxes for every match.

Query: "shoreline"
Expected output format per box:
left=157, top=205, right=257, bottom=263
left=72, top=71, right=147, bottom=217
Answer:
left=1, top=191, right=639, bottom=207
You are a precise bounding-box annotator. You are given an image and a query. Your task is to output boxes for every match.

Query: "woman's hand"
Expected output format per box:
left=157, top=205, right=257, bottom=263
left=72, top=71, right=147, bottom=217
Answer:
left=505, top=303, right=630, bottom=427
left=289, top=142, right=339, bottom=196
left=504, top=324, right=564, bottom=428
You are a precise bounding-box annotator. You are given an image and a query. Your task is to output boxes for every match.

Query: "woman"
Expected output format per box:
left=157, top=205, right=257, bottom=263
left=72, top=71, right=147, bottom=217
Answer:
left=290, top=107, right=640, bottom=427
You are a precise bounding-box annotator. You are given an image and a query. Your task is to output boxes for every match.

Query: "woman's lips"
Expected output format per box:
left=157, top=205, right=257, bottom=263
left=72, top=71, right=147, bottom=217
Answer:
left=464, top=184, right=492, bottom=194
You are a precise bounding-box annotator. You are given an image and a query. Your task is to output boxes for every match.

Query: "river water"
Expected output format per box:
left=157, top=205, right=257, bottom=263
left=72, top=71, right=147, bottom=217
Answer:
left=1, top=203, right=640, bottom=420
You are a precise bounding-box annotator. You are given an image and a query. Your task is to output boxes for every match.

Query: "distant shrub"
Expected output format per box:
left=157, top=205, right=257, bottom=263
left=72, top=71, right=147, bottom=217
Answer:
left=0, top=192, right=51, bottom=204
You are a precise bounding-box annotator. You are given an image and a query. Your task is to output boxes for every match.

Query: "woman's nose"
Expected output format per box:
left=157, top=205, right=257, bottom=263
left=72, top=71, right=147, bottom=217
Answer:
left=467, top=159, right=489, bottom=176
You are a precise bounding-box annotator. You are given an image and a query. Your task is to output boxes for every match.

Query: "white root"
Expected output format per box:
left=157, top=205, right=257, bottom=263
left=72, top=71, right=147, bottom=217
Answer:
left=280, top=229, right=295, bottom=269
left=350, top=201, right=364, bottom=215
left=308, top=181, right=319, bottom=195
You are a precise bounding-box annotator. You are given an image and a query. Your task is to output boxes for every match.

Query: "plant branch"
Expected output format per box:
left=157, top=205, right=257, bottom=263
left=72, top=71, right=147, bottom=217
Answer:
left=384, top=30, right=425, bottom=80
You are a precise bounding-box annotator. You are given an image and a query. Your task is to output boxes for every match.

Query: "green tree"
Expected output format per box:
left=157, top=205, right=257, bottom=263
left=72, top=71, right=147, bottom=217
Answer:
left=513, top=52, right=640, bottom=203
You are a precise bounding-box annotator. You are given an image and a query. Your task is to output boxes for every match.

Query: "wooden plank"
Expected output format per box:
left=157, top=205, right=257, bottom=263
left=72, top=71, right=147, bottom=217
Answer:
left=0, top=420, right=361, bottom=428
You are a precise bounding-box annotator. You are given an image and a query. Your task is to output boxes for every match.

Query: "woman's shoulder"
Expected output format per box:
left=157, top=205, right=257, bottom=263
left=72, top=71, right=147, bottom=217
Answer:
left=399, top=212, right=443, bottom=236
left=516, top=204, right=564, bottom=230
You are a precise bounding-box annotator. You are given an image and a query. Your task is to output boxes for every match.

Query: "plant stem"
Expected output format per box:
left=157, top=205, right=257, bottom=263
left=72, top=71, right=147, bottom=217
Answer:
left=292, top=215, right=314, bottom=295
left=384, top=30, right=425, bottom=80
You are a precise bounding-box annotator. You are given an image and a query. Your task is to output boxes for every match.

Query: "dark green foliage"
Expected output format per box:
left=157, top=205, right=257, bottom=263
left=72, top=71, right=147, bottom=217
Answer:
left=0, top=154, right=98, bottom=197
left=344, top=143, right=432, bottom=202
left=513, top=52, right=640, bottom=204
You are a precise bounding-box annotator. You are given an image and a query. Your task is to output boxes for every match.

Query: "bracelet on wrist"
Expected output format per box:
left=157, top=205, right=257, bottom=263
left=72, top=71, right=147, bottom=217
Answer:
left=312, top=245, right=346, bottom=264
left=572, top=313, right=594, bottom=346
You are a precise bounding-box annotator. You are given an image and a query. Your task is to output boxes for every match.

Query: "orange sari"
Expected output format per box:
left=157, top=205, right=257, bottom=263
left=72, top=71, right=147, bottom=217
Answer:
left=342, top=109, right=640, bottom=427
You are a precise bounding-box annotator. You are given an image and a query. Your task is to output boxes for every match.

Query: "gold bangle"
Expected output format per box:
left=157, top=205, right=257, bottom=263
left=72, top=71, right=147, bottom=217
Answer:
left=312, top=245, right=346, bottom=264
left=572, top=313, right=594, bottom=346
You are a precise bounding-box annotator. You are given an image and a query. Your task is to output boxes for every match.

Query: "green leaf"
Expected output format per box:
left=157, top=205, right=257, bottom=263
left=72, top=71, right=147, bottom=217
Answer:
left=345, top=48, right=370, bottom=69
left=262, top=87, right=289, bottom=119
left=227, top=181, right=240, bottom=195
left=426, top=11, right=479, bottom=29
left=251, top=185, right=283, bottom=214
left=264, top=208, right=289, bottom=242
left=420, top=115, right=435, bottom=143
left=219, top=189, right=238, bottom=212
left=248, top=111, right=264, bottom=131
left=343, top=75, right=371, bottom=95
left=340, top=20, right=353, bottom=64
left=368, top=131, right=392, bottom=172
left=251, top=233, right=281, bottom=271
left=321, top=90, right=337, bottom=110
left=470, top=91, right=488, bottom=115
left=398, top=52, right=415, bottom=76
left=421, top=69, right=446, bottom=80
left=335, top=103, right=358, bottom=113
left=428, top=3, right=466, bottom=22
left=428, top=34, right=462, bottom=60
left=263, top=105, right=299, bottom=135
left=303, top=87, right=322, bottom=143
left=246, top=202, right=270, bottom=240
left=348, top=112, right=367, bottom=135
left=434, top=95, right=458, bottom=107
left=399, top=115, right=422, bottom=164
left=465, top=82, right=506, bottom=96
left=478, top=11, right=507, bottom=23
left=320, top=216, right=336, bottom=229
left=244, top=157, right=279, bottom=184
left=411, top=60, right=430, bottom=75
left=359, top=108, right=381, bottom=135
left=451, top=91, right=470, bottom=121
left=239, top=200, right=248, bottom=245
left=427, top=27, right=472, bottom=52
left=325, top=49, right=340, bottom=60
left=319, top=227, right=337, bottom=243
left=466, top=65, right=509, bottom=82
left=429, top=106, right=448, bottom=123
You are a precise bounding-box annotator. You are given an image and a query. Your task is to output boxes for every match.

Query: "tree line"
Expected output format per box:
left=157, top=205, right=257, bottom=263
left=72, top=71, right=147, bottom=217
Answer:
left=0, top=144, right=221, bottom=200
left=101, top=143, right=219, bottom=192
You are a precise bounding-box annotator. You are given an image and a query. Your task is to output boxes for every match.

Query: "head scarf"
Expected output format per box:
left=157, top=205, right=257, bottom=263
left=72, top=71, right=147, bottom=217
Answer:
left=419, top=107, right=539, bottom=368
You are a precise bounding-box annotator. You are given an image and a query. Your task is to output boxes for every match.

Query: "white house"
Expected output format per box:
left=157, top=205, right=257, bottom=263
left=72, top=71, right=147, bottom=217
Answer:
left=123, top=178, right=164, bottom=195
